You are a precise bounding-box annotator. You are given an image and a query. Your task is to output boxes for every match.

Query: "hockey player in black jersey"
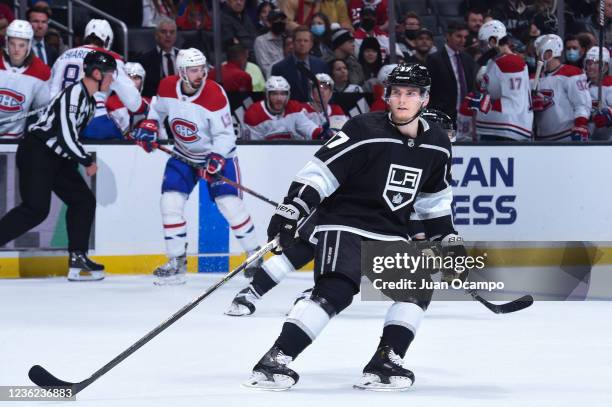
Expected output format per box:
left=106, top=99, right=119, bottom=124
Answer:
left=243, top=64, right=465, bottom=391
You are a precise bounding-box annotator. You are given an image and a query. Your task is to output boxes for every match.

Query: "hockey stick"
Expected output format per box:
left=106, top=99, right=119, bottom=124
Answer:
left=466, top=289, right=534, bottom=314
left=154, top=144, right=280, bottom=207
left=297, top=62, right=331, bottom=128
left=0, top=106, right=46, bottom=125
left=28, top=239, right=278, bottom=396
left=532, top=60, right=544, bottom=92
left=598, top=0, right=606, bottom=109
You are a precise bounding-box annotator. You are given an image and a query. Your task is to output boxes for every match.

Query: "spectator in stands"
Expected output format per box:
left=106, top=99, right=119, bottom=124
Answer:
left=255, top=1, right=274, bottom=34
left=222, top=0, right=258, bottom=54
left=243, top=75, right=326, bottom=140
left=354, top=7, right=402, bottom=62
left=254, top=9, right=286, bottom=78
left=138, top=17, right=179, bottom=97
left=245, top=59, right=266, bottom=91
left=302, top=73, right=349, bottom=132
left=358, top=37, right=383, bottom=91
left=141, top=0, right=176, bottom=28
left=347, top=0, right=388, bottom=30
left=329, top=58, right=363, bottom=92
left=405, top=28, right=434, bottom=65
left=320, top=0, right=353, bottom=31
left=579, top=0, right=612, bottom=46
left=283, top=34, right=294, bottom=57
left=0, top=12, right=8, bottom=47
left=27, top=5, right=57, bottom=66
left=271, top=25, right=328, bottom=102
left=465, top=9, right=484, bottom=52
left=210, top=44, right=253, bottom=92
left=330, top=28, right=365, bottom=86
left=530, top=0, right=558, bottom=35
left=279, top=0, right=320, bottom=32
left=564, top=34, right=585, bottom=68
left=426, top=21, right=478, bottom=122
left=44, top=28, right=64, bottom=55
left=310, top=12, right=334, bottom=61
left=398, top=12, right=421, bottom=59
left=490, top=0, right=532, bottom=40
left=176, top=0, right=212, bottom=30
left=0, top=2, right=13, bottom=24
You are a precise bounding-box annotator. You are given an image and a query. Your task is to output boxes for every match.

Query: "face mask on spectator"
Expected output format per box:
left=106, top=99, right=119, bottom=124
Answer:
left=404, top=29, right=418, bottom=40
left=565, top=49, right=580, bottom=62
left=361, top=18, right=376, bottom=32
left=271, top=21, right=286, bottom=35
left=311, top=24, right=325, bottom=37
left=525, top=56, right=536, bottom=68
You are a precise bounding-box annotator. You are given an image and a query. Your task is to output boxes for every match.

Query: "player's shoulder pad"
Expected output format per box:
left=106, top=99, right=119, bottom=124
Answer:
left=602, top=76, right=612, bottom=87
left=157, top=75, right=180, bottom=98
left=105, top=94, right=124, bottom=110
left=285, top=99, right=304, bottom=114
left=23, top=56, right=51, bottom=81
left=192, top=79, right=228, bottom=112
left=244, top=100, right=266, bottom=125
left=330, top=104, right=346, bottom=116
left=494, top=53, right=526, bottom=73
left=555, top=64, right=584, bottom=77
left=340, top=111, right=387, bottom=141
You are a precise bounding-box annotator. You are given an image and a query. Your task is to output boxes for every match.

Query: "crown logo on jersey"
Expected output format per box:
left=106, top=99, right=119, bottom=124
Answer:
left=0, top=88, right=25, bottom=113
left=170, top=118, right=200, bottom=143
left=383, top=164, right=422, bottom=211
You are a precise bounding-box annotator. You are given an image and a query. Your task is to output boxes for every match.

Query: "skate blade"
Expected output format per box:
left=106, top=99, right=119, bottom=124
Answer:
left=353, top=374, right=413, bottom=392
left=67, top=269, right=105, bottom=282
left=242, top=372, right=295, bottom=391
left=224, top=303, right=254, bottom=317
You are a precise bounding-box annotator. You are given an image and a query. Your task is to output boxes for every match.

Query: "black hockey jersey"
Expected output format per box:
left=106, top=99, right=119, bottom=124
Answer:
left=285, top=111, right=455, bottom=241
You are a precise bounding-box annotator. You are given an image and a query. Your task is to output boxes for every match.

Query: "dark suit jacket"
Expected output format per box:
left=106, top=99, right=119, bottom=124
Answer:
left=138, top=47, right=179, bottom=97
left=270, top=54, right=329, bottom=102
left=33, top=40, right=58, bottom=66
left=426, top=46, right=477, bottom=121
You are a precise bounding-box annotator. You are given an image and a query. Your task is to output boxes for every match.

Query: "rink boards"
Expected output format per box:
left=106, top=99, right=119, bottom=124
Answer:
left=2, top=143, right=612, bottom=279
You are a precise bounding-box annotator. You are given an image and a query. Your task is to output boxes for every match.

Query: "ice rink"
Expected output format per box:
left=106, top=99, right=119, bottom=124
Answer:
left=1, top=272, right=611, bottom=407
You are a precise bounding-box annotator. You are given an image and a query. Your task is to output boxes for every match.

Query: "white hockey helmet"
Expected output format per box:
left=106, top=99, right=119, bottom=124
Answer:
left=584, top=46, right=610, bottom=65
left=377, top=64, right=397, bottom=84
left=176, top=48, right=208, bottom=86
left=265, top=75, right=290, bottom=92
left=478, top=19, right=507, bottom=43
left=535, top=34, right=563, bottom=60
left=85, top=19, right=114, bottom=50
left=124, top=62, right=146, bottom=91
left=5, top=19, right=34, bottom=57
left=315, top=73, right=334, bottom=88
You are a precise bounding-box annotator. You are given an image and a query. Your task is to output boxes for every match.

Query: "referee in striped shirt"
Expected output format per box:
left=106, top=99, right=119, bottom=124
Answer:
left=0, top=51, right=116, bottom=281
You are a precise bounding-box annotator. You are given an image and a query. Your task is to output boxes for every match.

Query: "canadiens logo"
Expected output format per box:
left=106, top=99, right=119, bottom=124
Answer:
left=170, top=118, right=200, bottom=143
left=382, top=164, right=422, bottom=211
left=0, top=88, right=25, bottom=112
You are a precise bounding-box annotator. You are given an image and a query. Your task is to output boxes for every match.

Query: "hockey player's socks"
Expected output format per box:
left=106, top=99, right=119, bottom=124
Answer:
left=378, top=302, right=425, bottom=358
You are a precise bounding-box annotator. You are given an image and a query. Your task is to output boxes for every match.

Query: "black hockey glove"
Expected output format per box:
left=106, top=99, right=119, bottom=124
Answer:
left=267, top=199, right=308, bottom=251
left=437, top=234, right=469, bottom=283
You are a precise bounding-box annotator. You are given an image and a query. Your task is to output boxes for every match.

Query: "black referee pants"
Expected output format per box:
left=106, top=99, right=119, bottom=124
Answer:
left=0, top=136, right=96, bottom=251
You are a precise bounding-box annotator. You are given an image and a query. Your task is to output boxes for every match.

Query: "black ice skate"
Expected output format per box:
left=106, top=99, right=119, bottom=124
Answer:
left=225, top=286, right=260, bottom=316
left=354, top=345, right=415, bottom=391
left=243, top=346, right=299, bottom=391
left=244, top=247, right=263, bottom=279
left=67, top=251, right=105, bottom=282
left=153, top=254, right=187, bottom=286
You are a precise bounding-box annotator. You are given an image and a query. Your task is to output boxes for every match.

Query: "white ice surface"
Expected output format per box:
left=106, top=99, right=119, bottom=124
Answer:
left=1, top=273, right=611, bottom=407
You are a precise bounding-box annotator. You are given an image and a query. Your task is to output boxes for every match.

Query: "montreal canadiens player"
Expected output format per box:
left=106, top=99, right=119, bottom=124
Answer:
left=133, top=48, right=262, bottom=285
left=243, top=64, right=465, bottom=391
left=301, top=73, right=349, bottom=133
left=49, top=19, right=141, bottom=127
left=0, top=20, right=50, bottom=138
left=466, top=20, right=532, bottom=141
left=242, top=76, right=329, bottom=140
left=531, top=34, right=591, bottom=141
left=584, top=47, right=612, bottom=140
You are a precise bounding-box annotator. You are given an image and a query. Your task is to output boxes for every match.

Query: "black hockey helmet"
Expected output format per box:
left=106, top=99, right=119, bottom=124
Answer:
left=385, top=63, right=431, bottom=95
left=83, top=50, right=117, bottom=77
left=422, top=108, right=455, bottom=130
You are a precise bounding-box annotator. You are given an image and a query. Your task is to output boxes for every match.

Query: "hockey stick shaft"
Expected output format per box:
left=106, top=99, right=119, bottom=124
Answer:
left=154, top=144, right=279, bottom=207
left=297, top=63, right=331, bottom=127
left=598, top=0, right=606, bottom=109
left=532, top=60, right=544, bottom=91
left=28, top=240, right=278, bottom=395
left=0, top=106, right=46, bottom=125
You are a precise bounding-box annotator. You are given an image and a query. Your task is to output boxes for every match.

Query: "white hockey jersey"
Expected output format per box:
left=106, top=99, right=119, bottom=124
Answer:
left=533, top=64, right=591, bottom=140
left=588, top=76, right=612, bottom=140
left=148, top=75, right=235, bottom=163
left=302, top=103, right=349, bottom=132
left=476, top=53, right=533, bottom=141
left=242, top=99, right=320, bottom=140
left=49, top=45, right=141, bottom=113
left=0, top=56, right=50, bottom=138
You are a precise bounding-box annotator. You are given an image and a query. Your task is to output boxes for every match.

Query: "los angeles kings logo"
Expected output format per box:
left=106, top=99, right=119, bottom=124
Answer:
left=383, top=164, right=422, bottom=211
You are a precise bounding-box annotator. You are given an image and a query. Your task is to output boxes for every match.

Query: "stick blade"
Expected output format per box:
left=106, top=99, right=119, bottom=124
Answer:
left=29, top=365, right=75, bottom=388
left=497, top=295, right=534, bottom=314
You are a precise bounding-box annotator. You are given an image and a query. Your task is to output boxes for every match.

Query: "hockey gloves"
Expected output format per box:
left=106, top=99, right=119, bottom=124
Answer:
left=267, top=200, right=307, bottom=251
left=133, top=119, right=159, bottom=153
left=465, top=92, right=491, bottom=114
left=531, top=92, right=552, bottom=112
left=593, top=107, right=612, bottom=128
left=570, top=117, right=590, bottom=142
left=199, top=153, right=226, bottom=181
